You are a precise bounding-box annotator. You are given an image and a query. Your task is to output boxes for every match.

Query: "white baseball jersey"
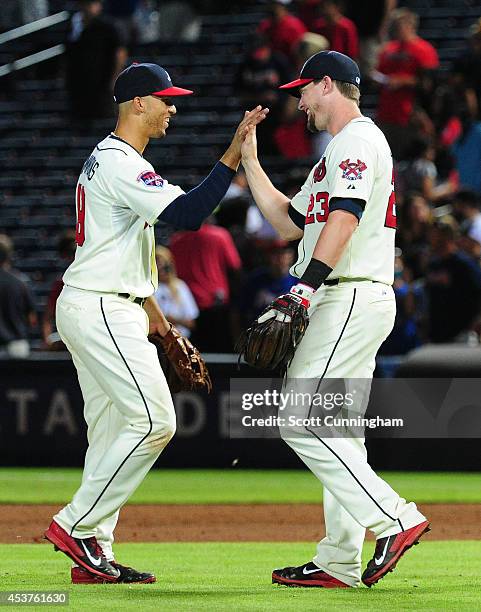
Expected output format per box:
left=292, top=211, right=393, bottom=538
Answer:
left=290, top=117, right=396, bottom=285
left=63, top=134, right=185, bottom=297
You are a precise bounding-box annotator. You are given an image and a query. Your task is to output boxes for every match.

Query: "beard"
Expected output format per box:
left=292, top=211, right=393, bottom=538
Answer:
left=307, top=113, right=319, bottom=133
left=144, top=113, right=167, bottom=138
left=151, top=122, right=167, bottom=139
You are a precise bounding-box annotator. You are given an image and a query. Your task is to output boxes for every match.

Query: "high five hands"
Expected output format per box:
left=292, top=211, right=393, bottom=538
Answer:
left=236, top=105, right=269, bottom=143
left=222, top=105, right=268, bottom=170
left=241, top=121, right=258, bottom=163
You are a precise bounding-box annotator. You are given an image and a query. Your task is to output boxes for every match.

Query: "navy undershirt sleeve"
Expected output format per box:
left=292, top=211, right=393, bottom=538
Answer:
left=157, top=161, right=235, bottom=230
left=329, top=197, right=365, bottom=221
left=288, top=204, right=305, bottom=229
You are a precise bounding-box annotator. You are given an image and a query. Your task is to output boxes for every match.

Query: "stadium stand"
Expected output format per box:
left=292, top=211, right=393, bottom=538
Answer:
left=1, top=0, right=481, bottom=348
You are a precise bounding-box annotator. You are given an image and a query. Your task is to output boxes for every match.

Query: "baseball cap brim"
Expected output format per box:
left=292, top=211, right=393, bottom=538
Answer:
left=279, top=78, right=314, bottom=91
left=152, top=86, right=194, bottom=97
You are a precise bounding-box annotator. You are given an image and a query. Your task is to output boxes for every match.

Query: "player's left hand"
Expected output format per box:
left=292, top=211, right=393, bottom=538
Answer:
left=258, top=283, right=315, bottom=323
left=236, top=284, right=312, bottom=372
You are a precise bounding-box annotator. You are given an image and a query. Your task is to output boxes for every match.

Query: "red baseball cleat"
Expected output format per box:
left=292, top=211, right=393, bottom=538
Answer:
left=44, top=520, right=120, bottom=582
left=362, top=520, right=431, bottom=586
left=71, top=563, right=156, bottom=584
left=272, top=562, right=351, bottom=588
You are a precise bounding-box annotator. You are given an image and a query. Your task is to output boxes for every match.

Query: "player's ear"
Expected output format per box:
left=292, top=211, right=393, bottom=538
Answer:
left=323, top=76, right=334, bottom=95
left=132, top=96, right=146, bottom=113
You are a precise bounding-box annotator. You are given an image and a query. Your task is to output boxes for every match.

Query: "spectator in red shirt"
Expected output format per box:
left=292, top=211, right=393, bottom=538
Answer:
left=42, top=230, right=76, bottom=350
left=297, top=0, right=322, bottom=31
left=273, top=96, right=313, bottom=159
left=374, top=8, right=439, bottom=159
left=258, top=0, right=307, bottom=62
left=170, top=221, right=242, bottom=352
left=313, top=0, right=359, bottom=60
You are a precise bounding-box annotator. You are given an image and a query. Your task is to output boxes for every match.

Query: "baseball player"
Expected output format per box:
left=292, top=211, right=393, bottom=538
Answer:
left=241, top=51, right=429, bottom=588
left=44, top=62, right=268, bottom=584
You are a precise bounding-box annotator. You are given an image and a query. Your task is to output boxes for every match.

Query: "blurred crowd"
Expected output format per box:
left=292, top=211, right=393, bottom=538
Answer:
left=62, top=0, right=217, bottom=122
left=2, top=0, right=481, bottom=357
left=234, top=0, right=481, bottom=356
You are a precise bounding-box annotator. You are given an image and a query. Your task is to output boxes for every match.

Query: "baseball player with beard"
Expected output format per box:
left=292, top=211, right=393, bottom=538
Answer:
left=241, top=51, right=429, bottom=588
left=44, top=62, right=268, bottom=584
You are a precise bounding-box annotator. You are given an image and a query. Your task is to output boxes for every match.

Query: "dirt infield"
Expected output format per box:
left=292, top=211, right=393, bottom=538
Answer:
left=1, top=504, right=479, bottom=543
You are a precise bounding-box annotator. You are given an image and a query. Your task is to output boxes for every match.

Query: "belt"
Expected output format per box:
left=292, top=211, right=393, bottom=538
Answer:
left=324, top=278, right=376, bottom=286
left=118, top=293, right=146, bottom=306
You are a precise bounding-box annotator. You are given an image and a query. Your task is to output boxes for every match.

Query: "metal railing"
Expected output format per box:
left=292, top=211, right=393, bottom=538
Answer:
left=0, top=11, right=69, bottom=77
left=0, top=44, right=65, bottom=77
left=0, top=11, right=69, bottom=45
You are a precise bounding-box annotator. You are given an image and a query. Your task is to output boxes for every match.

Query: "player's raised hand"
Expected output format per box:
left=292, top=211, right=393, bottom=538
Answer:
left=241, top=124, right=258, bottom=163
left=221, top=105, right=268, bottom=170
left=233, top=105, right=269, bottom=146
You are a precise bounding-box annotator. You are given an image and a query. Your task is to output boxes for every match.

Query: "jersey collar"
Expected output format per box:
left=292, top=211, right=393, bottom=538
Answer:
left=337, top=116, right=373, bottom=136
left=348, top=117, right=373, bottom=126
left=109, top=133, right=143, bottom=157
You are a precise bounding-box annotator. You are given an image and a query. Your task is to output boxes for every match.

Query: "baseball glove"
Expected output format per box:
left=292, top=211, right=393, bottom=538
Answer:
left=148, top=325, right=212, bottom=394
left=236, top=294, right=309, bottom=372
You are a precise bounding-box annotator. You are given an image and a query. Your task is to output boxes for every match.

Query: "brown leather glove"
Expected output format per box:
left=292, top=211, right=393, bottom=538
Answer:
left=149, top=324, right=212, bottom=394
left=236, top=294, right=309, bottom=373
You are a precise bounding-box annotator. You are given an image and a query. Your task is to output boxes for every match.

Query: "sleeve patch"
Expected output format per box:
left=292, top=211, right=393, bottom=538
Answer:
left=313, top=157, right=326, bottom=183
left=137, top=170, right=164, bottom=187
left=339, top=159, right=367, bottom=181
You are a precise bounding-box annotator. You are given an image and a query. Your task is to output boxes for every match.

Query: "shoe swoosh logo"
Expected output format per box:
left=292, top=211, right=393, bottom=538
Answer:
left=374, top=539, right=390, bottom=566
left=80, top=541, right=102, bottom=567
left=302, top=566, right=321, bottom=575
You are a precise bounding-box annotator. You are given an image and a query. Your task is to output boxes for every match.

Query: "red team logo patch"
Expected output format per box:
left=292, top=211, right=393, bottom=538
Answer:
left=137, top=171, right=164, bottom=187
left=339, top=159, right=367, bottom=181
left=313, top=157, right=326, bottom=183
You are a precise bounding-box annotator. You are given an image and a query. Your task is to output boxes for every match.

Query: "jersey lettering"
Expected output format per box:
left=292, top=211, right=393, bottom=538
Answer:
left=82, top=155, right=99, bottom=181
left=385, top=170, right=397, bottom=229
left=305, top=191, right=329, bottom=225
left=75, top=183, right=86, bottom=246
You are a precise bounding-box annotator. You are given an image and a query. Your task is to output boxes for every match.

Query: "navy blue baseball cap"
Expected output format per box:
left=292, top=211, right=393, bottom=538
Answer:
left=113, top=63, right=193, bottom=104
left=280, top=51, right=361, bottom=97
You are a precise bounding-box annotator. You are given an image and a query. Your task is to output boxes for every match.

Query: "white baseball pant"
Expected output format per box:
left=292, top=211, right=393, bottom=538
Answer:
left=281, top=280, right=426, bottom=587
left=53, top=285, right=176, bottom=559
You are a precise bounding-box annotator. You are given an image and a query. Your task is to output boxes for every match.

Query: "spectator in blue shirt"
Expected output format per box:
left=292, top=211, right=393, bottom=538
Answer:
left=426, top=220, right=481, bottom=342
left=380, top=250, right=423, bottom=355
left=241, top=240, right=296, bottom=324
left=451, top=103, right=481, bottom=193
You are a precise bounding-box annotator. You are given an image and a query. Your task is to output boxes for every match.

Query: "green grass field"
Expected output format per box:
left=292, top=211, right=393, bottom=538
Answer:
left=1, top=468, right=480, bottom=504
left=2, top=542, right=481, bottom=611
left=2, top=469, right=480, bottom=610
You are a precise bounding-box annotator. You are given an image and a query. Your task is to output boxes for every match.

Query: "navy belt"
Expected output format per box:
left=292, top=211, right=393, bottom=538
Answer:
left=118, top=293, right=146, bottom=306
left=324, top=278, right=376, bottom=286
